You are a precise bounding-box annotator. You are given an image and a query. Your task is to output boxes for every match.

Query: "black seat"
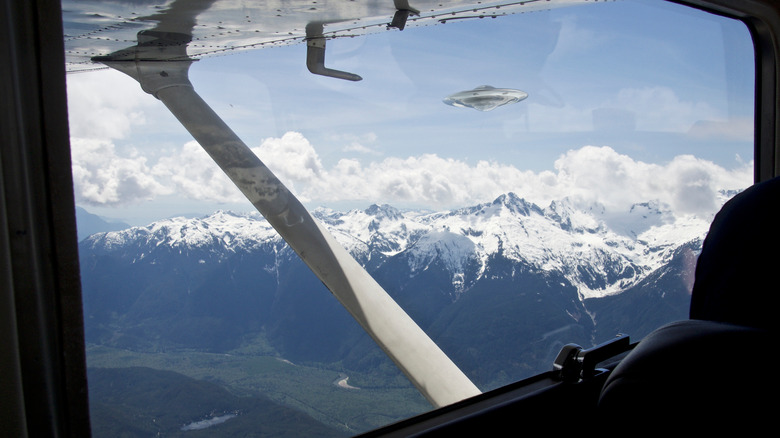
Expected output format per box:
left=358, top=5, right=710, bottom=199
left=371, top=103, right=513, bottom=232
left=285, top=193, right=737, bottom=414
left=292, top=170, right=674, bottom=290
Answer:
left=689, top=176, right=780, bottom=331
left=597, top=177, right=779, bottom=429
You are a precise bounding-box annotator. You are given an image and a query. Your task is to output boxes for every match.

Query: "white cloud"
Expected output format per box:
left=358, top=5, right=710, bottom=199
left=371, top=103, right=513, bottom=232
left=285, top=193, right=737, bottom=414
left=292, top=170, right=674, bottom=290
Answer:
left=70, top=138, right=170, bottom=206
left=67, top=69, right=176, bottom=206
left=66, top=69, right=156, bottom=139
left=152, top=141, right=245, bottom=203
left=71, top=131, right=752, bottom=221
left=543, top=146, right=751, bottom=216
left=243, top=134, right=750, bottom=219
left=252, top=132, right=325, bottom=190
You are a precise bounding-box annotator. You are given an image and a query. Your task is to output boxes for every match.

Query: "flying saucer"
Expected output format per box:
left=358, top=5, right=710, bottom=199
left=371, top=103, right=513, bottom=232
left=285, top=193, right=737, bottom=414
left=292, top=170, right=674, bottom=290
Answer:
left=443, top=85, right=528, bottom=112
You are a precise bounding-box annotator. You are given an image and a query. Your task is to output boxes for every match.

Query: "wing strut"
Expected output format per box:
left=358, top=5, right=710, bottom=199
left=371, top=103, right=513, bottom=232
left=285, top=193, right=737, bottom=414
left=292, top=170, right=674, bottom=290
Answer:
left=100, top=56, right=481, bottom=408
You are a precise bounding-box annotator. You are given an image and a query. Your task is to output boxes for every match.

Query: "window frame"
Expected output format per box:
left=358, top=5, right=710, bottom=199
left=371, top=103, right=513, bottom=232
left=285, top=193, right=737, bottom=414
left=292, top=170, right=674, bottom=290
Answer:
left=0, top=0, right=778, bottom=436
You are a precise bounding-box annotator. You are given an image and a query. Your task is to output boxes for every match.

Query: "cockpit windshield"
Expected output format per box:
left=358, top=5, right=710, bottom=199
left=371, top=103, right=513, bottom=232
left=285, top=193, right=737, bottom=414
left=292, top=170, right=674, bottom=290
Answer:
left=66, top=0, right=754, bottom=435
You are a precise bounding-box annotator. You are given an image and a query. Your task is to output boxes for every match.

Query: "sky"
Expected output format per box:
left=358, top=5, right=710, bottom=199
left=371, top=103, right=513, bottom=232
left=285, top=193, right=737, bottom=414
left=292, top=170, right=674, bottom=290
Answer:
left=65, top=0, right=755, bottom=226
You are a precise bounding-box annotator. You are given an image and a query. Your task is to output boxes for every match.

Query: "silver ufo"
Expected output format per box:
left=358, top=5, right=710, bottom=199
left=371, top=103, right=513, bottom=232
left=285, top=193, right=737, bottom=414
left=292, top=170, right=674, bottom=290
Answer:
left=443, top=85, right=528, bottom=112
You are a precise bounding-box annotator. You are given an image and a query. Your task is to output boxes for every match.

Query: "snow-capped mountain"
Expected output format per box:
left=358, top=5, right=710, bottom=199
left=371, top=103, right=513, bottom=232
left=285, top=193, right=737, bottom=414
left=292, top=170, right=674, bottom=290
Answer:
left=85, top=192, right=711, bottom=299
left=78, top=193, right=719, bottom=388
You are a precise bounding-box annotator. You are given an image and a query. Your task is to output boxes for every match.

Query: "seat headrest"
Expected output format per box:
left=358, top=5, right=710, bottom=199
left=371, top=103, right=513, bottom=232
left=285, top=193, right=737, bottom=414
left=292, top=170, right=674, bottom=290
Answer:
left=598, top=319, right=773, bottom=429
left=690, top=176, right=780, bottom=331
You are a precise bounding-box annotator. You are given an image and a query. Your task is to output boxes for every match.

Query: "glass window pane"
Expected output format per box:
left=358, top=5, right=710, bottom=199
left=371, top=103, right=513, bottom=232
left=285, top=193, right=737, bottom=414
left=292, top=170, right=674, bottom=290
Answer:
left=66, top=0, right=754, bottom=435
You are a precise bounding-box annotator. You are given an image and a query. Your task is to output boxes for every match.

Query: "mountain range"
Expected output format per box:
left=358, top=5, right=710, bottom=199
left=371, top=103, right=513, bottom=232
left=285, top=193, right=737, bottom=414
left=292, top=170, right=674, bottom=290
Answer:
left=75, top=206, right=130, bottom=241
left=79, top=192, right=720, bottom=391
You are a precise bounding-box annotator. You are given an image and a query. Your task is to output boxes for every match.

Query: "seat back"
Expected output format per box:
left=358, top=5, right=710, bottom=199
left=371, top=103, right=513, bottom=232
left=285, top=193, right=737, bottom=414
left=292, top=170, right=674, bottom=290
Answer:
left=597, top=177, right=779, bottom=429
left=689, top=176, right=780, bottom=330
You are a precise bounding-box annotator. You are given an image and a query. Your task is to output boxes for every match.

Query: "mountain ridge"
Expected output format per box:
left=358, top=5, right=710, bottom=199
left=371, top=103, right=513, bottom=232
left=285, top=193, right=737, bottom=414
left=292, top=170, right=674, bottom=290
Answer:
left=83, top=192, right=713, bottom=301
left=79, top=192, right=718, bottom=388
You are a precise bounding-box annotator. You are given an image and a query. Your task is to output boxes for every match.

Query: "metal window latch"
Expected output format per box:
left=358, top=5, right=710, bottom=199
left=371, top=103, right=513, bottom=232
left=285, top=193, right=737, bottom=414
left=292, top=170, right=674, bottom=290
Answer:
left=389, top=1, right=421, bottom=30
left=553, top=334, right=632, bottom=383
left=305, top=22, right=362, bottom=81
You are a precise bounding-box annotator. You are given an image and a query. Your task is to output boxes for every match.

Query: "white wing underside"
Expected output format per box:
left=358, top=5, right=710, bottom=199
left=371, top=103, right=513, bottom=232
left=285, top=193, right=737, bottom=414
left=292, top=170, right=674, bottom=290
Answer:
left=64, top=0, right=596, bottom=72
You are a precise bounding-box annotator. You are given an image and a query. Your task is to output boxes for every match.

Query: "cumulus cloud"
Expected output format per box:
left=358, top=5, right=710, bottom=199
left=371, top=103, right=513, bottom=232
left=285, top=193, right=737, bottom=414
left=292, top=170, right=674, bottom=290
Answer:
left=315, top=155, right=537, bottom=207
left=70, top=138, right=170, bottom=206
left=70, top=130, right=751, bottom=220
left=543, top=146, right=750, bottom=216
left=151, top=141, right=245, bottom=202
left=67, top=69, right=174, bottom=206
left=66, top=69, right=156, bottom=139
left=269, top=136, right=746, bottom=217
left=252, top=132, right=325, bottom=191
left=204, top=133, right=749, bottom=219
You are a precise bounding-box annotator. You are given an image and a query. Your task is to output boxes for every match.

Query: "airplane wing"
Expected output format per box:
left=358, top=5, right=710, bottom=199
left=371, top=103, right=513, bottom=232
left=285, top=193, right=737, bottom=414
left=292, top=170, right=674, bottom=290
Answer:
left=64, top=0, right=596, bottom=73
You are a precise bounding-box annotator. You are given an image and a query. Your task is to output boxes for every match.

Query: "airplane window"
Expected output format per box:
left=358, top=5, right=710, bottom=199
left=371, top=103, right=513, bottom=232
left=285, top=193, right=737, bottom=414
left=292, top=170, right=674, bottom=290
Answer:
left=66, top=0, right=754, bottom=435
